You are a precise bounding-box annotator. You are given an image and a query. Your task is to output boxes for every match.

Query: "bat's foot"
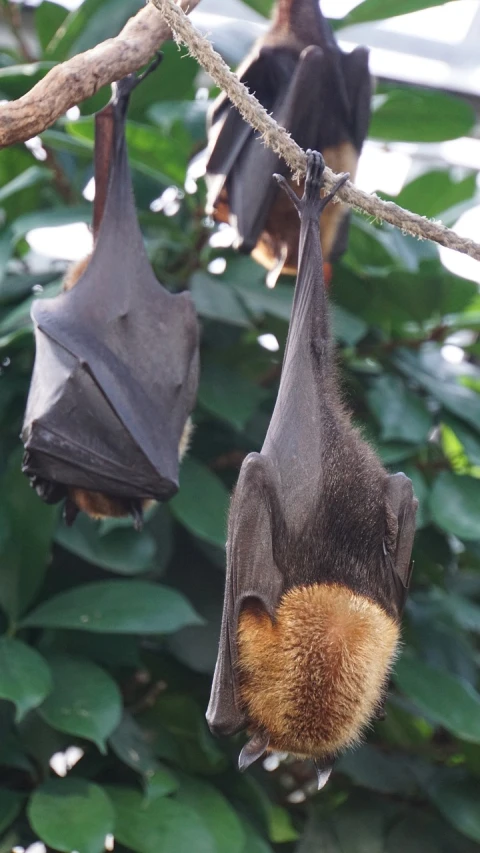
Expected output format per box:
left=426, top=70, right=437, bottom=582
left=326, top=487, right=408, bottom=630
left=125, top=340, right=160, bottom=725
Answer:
left=64, top=498, right=79, bottom=527
left=274, top=150, right=349, bottom=218
left=129, top=500, right=144, bottom=532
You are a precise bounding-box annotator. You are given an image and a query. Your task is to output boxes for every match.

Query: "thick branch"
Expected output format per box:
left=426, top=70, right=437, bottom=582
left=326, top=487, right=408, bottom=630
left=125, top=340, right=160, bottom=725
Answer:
left=0, top=0, right=201, bottom=149
left=152, top=0, right=480, bottom=263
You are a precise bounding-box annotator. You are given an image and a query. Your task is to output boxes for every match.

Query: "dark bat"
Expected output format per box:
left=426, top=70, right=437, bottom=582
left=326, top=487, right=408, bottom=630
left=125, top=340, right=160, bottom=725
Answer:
left=206, top=151, right=417, bottom=788
left=21, top=60, right=199, bottom=530
left=205, top=0, right=371, bottom=287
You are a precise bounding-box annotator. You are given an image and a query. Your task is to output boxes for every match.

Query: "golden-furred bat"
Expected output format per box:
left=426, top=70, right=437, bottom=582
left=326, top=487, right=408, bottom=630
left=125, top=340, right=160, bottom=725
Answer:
left=206, top=151, right=417, bottom=787
left=21, top=61, right=199, bottom=530
left=205, top=0, right=371, bottom=287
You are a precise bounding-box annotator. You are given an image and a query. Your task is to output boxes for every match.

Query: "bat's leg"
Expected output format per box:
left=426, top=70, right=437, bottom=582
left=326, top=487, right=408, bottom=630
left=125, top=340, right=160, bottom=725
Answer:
left=238, top=730, right=270, bottom=772
left=64, top=497, right=79, bottom=527
left=129, top=500, right=144, bottom=532
left=274, top=150, right=349, bottom=216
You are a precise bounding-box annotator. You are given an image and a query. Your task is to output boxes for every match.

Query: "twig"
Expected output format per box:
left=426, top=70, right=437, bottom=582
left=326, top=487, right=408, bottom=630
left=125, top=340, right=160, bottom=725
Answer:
left=2, top=0, right=35, bottom=63
left=151, top=0, right=480, bottom=263
left=0, top=0, right=201, bottom=149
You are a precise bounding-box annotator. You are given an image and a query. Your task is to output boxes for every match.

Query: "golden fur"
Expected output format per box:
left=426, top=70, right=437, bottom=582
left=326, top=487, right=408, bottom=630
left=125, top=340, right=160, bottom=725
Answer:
left=238, top=583, right=399, bottom=759
left=62, top=258, right=194, bottom=522
left=250, top=142, right=358, bottom=276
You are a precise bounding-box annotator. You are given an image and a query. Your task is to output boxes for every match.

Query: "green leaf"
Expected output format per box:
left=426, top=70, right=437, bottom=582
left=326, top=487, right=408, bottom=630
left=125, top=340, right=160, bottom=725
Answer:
left=338, top=744, right=416, bottom=796
left=395, top=655, right=480, bottom=743
left=393, top=171, right=476, bottom=220
left=0, top=789, right=23, bottom=835
left=170, top=457, right=229, bottom=549
left=0, top=637, right=51, bottom=722
left=370, top=89, right=475, bottom=143
left=241, top=0, right=273, bottom=15
left=177, top=776, right=245, bottom=853
left=109, top=712, right=178, bottom=792
left=55, top=513, right=156, bottom=575
left=107, top=786, right=214, bottom=853
left=332, top=304, right=368, bottom=346
left=35, top=1, right=69, bottom=54
left=154, top=694, right=227, bottom=774
left=145, top=767, right=179, bottom=803
left=198, top=363, right=267, bottom=431
left=428, top=776, right=480, bottom=842
left=430, top=472, right=480, bottom=541
left=0, top=62, right=56, bottom=100
left=38, top=655, right=122, bottom=751
left=367, top=375, right=432, bottom=443
left=394, top=349, right=480, bottom=434
left=0, top=449, right=57, bottom=619
left=343, top=0, right=462, bottom=27
left=28, top=778, right=114, bottom=853
left=0, top=167, right=49, bottom=205
left=190, top=272, right=251, bottom=327
left=22, top=580, right=203, bottom=633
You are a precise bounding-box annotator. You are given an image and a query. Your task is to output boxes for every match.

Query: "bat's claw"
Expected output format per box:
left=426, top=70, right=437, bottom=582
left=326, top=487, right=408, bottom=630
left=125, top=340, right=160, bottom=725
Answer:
left=130, top=500, right=144, bottom=532
left=238, top=731, right=270, bottom=772
left=313, top=758, right=334, bottom=791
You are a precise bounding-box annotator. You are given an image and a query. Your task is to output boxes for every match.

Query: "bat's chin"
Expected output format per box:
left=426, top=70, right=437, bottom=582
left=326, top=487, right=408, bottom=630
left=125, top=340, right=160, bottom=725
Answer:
left=237, top=583, right=400, bottom=761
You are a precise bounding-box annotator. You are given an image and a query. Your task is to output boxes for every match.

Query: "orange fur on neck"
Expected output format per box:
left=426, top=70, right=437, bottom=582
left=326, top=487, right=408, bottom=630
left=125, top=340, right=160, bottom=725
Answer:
left=238, top=583, right=399, bottom=759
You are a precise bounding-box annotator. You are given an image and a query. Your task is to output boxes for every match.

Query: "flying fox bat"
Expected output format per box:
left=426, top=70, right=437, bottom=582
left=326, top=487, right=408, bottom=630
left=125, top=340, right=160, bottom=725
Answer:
left=206, top=151, right=417, bottom=788
left=21, top=60, right=199, bottom=530
left=205, top=0, right=371, bottom=287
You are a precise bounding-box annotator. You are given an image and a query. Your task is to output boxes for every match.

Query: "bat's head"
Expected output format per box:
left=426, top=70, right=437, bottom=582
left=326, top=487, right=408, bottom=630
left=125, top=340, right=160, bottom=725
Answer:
left=237, top=583, right=400, bottom=774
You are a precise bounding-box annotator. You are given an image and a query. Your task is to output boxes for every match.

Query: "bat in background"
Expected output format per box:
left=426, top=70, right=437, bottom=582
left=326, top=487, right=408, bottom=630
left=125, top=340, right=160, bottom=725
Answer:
left=205, top=0, right=371, bottom=288
left=22, top=59, right=199, bottom=531
left=206, top=151, right=417, bottom=788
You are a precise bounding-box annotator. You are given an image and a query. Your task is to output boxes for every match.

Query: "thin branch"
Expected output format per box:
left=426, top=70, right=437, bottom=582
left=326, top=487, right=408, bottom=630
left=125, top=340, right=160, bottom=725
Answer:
left=151, top=0, right=480, bottom=264
left=0, top=0, right=201, bottom=149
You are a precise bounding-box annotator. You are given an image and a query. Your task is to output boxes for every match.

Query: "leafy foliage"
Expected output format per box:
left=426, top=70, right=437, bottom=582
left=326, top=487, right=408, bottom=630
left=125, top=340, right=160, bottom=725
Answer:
left=0, top=1, right=480, bottom=851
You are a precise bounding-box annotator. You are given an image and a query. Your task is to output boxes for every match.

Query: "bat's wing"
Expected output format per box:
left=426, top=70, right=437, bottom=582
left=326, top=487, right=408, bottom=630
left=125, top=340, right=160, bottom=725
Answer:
left=23, top=72, right=199, bottom=500
left=385, top=473, right=418, bottom=614
left=206, top=452, right=285, bottom=737
left=341, top=46, right=372, bottom=152
left=205, top=45, right=296, bottom=224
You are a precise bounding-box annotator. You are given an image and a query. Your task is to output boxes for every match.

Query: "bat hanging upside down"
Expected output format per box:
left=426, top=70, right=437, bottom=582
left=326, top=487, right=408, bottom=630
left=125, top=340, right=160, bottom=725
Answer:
left=206, top=151, right=417, bottom=788
left=21, top=59, right=199, bottom=530
left=205, top=0, right=372, bottom=287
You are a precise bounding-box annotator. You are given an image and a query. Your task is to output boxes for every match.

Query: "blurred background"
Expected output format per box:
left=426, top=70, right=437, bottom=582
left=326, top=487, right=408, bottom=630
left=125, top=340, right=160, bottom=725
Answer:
left=1, top=1, right=480, bottom=851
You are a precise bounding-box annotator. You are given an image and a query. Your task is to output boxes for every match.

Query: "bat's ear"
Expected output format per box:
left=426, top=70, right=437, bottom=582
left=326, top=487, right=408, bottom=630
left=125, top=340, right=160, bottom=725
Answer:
left=238, top=731, right=270, bottom=772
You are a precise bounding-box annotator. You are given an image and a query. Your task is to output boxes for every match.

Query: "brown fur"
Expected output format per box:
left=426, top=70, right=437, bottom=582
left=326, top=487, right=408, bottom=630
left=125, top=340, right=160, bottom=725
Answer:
left=62, top=255, right=92, bottom=292
left=238, top=583, right=399, bottom=758
left=62, top=259, right=194, bottom=522
left=251, top=142, right=358, bottom=276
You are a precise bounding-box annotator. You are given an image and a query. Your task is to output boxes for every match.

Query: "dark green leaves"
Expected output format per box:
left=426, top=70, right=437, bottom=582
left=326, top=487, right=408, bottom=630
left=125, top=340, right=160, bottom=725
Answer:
left=430, top=473, right=480, bottom=541
left=23, top=580, right=203, bottom=633
left=371, top=89, right=475, bottom=143
left=342, top=0, right=462, bottom=27
left=367, top=375, right=432, bottom=443
left=28, top=779, right=115, bottom=853
left=38, top=655, right=122, bottom=751
left=55, top=514, right=156, bottom=575
left=170, top=458, right=229, bottom=549
left=0, top=637, right=51, bottom=721
left=395, top=656, right=480, bottom=742
left=108, top=787, right=214, bottom=853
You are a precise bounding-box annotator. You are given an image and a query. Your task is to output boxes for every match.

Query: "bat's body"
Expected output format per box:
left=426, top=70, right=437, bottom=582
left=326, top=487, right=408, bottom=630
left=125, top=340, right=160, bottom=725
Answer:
left=22, top=63, right=199, bottom=528
left=205, top=0, right=371, bottom=285
left=207, top=152, right=417, bottom=783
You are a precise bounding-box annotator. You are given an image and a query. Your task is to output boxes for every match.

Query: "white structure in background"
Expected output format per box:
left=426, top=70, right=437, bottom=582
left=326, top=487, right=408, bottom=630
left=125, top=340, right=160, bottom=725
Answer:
left=7, top=0, right=480, bottom=282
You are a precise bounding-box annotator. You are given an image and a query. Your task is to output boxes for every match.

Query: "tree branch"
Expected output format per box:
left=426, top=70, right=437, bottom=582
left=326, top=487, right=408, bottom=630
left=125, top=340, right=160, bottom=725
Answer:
left=0, top=0, right=201, bottom=149
left=151, top=0, right=480, bottom=264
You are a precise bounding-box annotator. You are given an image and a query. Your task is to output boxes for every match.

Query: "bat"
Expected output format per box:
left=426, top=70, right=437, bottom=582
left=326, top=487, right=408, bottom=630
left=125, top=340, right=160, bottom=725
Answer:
left=206, top=151, right=417, bottom=788
left=204, top=0, right=371, bottom=288
left=21, top=60, right=199, bottom=530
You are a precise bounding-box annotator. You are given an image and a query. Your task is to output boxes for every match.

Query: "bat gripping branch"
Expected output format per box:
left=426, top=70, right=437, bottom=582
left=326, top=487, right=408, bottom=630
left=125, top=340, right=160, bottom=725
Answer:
left=274, top=150, right=349, bottom=219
